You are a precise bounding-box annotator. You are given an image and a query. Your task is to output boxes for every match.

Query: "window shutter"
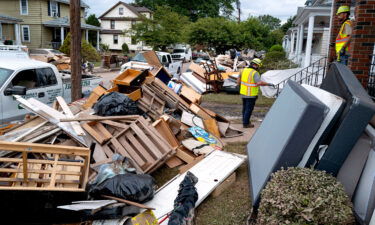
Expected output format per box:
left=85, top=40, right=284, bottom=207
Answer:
left=48, top=0, right=51, bottom=16
left=57, top=2, right=60, bottom=17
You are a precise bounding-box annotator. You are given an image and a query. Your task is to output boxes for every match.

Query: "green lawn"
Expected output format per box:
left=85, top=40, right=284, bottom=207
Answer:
left=203, top=92, right=275, bottom=108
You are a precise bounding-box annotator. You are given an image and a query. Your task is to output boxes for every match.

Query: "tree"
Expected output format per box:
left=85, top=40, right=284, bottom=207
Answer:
left=122, top=43, right=129, bottom=55
left=85, top=14, right=101, bottom=47
left=129, top=6, right=190, bottom=51
left=60, top=33, right=101, bottom=62
left=186, top=17, right=240, bottom=53
left=237, top=18, right=272, bottom=50
left=258, top=15, right=281, bottom=30
left=280, top=16, right=296, bottom=33
left=134, top=0, right=236, bottom=21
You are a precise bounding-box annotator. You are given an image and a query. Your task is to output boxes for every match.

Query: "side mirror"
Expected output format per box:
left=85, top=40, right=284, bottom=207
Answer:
left=4, top=86, right=27, bottom=96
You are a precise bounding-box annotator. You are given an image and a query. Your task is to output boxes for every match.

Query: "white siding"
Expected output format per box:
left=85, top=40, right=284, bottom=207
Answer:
left=105, top=4, right=138, bottom=18
left=320, top=28, right=330, bottom=57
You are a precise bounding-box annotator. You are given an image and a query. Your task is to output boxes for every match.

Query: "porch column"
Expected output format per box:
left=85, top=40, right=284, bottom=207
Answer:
left=60, top=27, right=65, bottom=45
left=85, top=29, right=88, bottom=41
left=14, top=24, right=21, bottom=45
left=297, top=24, right=304, bottom=55
left=290, top=30, right=296, bottom=54
left=304, top=15, right=315, bottom=67
left=96, top=30, right=100, bottom=50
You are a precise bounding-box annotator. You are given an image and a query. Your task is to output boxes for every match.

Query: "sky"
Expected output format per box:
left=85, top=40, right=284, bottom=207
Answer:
left=84, top=0, right=306, bottom=24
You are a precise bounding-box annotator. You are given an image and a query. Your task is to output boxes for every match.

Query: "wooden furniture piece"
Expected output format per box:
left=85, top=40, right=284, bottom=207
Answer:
left=0, top=141, right=90, bottom=191
left=138, top=86, right=165, bottom=120
left=82, top=122, right=113, bottom=144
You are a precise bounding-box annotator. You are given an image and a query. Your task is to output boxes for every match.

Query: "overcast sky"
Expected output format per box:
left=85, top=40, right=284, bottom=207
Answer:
left=85, top=0, right=306, bottom=24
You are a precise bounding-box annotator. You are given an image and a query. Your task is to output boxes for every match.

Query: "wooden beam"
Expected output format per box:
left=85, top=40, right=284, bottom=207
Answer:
left=102, top=195, right=155, bottom=210
left=56, top=96, right=85, bottom=136
left=22, top=152, right=28, bottom=182
left=60, top=115, right=140, bottom=122
left=70, top=0, right=82, bottom=102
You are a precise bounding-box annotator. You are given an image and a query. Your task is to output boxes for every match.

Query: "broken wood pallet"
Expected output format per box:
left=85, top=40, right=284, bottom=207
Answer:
left=102, top=117, right=175, bottom=173
left=0, top=141, right=90, bottom=191
left=138, top=86, right=165, bottom=120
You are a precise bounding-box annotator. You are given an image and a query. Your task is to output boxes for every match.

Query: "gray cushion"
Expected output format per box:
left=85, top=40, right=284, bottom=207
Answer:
left=247, top=81, right=328, bottom=206
left=353, top=148, right=375, bottom=224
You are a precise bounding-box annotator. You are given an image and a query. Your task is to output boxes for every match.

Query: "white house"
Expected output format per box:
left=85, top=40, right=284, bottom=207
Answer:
left=98, top=1, right=152, bottom=52
left=283, top=0, right=332, bottom=67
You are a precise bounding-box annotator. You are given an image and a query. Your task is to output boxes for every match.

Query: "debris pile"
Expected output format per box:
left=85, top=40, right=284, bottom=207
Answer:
left=0, top=62, right=245, bottom=224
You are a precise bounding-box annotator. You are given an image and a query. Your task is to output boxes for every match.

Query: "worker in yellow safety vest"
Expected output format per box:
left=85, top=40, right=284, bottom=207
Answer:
left=237, top=58, right=273, bottom=128
left=335, top=5, right=352, bottom=65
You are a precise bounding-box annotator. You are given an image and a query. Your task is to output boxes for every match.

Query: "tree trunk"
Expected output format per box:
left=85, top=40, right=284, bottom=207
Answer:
left=70, top=0, right=82, bottom=102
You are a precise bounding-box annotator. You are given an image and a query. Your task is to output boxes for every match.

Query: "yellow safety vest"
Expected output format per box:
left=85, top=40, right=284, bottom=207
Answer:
left=240, top=68, right=259, bottom=97
left=336, top=20, right=352, bottom=58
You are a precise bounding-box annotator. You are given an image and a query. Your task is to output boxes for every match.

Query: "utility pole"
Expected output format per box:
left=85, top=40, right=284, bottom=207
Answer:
left=70, top=0, right=82, bottom=102
left=236, top=0, right=241, bottom=23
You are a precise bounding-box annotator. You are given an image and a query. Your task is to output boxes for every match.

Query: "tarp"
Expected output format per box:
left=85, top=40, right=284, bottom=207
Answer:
left=247, top=81, right=328, bottom=207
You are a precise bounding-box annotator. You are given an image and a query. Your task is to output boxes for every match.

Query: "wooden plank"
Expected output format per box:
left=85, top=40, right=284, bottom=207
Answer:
left=82, top=123, right=107, bottom=144
left=0, top=141, right=90, bottom=156
left=101, top=120, right=129, bottom=129
left=0, top=158, right=84, bottom=166
left=49, top=154, right=60, bottom=188
left=130, top=124, right=162, bottom=158
left=0, top=177, right=80, bottom=184
left=102, top=195, right=155, bottom=210
left=95, top=123, right=113, bottom=140
left=0, top=186, right=85, bottom=192
left=0, top=168, right=81, bottom=176
left=189, top=63, right=206, bottom=78
left=190, top=103, right=212, bottom=120
left=152, top=119, right=179, bottom=149
left=60, top=115, right=140, bottom=122
left=56, top=96, right=85, bottom=136
left=83, top=85, right=108, bottom=109
left=22, top=152, right=28, bottom=183
left=124, top=132, right=155, bottom=163
left=101, top=144, right=114, bottom=158
left=109, top=138, right=144, bottom=172
left=175, top=147, right=196, bottom=164
left=143, top=51, right=162, bottom=68
left=180, top=85, right=202, bottom=104
left=165, top=156, right=184, bottom=169
left=211, top=172, right=236, bottom=197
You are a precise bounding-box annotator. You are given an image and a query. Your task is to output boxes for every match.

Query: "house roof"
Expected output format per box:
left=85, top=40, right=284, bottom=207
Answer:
left=55, top=0, right=89, bottom=8
left=0, top=14, right=23, bottom=23
left=43, top=17, right=101, bottom=30
left=98, top=1, right=152, bottom=19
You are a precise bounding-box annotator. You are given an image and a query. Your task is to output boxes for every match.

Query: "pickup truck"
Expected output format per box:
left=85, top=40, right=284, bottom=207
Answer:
left=0, top=59, right=102, bottom=123
left=171, top=46, right=192, bottom=62
left=120, top=51, right=182, bottom=76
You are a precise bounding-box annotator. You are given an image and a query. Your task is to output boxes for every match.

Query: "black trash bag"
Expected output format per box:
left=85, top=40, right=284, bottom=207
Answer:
left=89, top=173, right=155, bottom=203
left=93, top=92, right=139, bottom=116
left=168, top=172, right=199, bottom=225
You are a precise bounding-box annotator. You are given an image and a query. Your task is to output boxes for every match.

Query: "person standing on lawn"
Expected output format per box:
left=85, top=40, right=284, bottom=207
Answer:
left=237, top=58, right=272, bottom=128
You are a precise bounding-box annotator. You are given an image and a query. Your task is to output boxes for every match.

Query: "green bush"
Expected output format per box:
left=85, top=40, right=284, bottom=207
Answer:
left=59, top=33, right=101, bottom=62
left=257, top=167, right=354, bottom=225
left=269, top=44, right=284, bottom=52
left=122, top=43, right=129, bottom=55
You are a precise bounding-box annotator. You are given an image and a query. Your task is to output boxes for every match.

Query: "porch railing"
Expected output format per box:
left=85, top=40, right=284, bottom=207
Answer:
left=365, top=54, right=375, bottom=98
left=275, top=57, right=328, bottom=97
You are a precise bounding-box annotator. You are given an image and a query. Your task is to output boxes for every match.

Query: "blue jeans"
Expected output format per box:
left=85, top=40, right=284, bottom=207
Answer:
left=338, top=54, right=349, bottom=65
left=242, top=97, right=257, bottom=125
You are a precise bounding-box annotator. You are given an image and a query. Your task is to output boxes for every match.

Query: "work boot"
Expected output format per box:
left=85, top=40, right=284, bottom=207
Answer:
left=243, top=123, right=254, bottom=128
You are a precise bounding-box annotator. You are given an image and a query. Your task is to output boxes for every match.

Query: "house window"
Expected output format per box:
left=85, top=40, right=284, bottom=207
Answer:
left=50, top=1, right=59, bottom=17
left=21, top=25, right=30, bottom=42
left=111, top=20, right=115, bottom=29
left=20, top=0, right=28, bottom=15
left=113, top=35, right=118, bottom=44
left=119, top=7, right=124, bottom=15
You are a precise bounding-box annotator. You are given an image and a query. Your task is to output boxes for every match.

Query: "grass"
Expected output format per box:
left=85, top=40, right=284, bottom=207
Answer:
left=151, top=142, right=251, bottom=225
left=203, top=92, right=275, bottom=108
left=195, top=142, right=250, bottom=225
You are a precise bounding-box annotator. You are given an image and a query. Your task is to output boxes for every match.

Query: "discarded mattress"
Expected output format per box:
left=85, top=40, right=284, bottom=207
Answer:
left=337, top=125, right=374, bottom=198
left=298, top=84, right=345, bottom=167
left=144, top=150, right=246, bottom=224
left=247, top=81, right=328, bottom=206
left=260, top=68, right=302, bottom=98
left=316, top=63, right=375, bottom=176
left=180, top=72, right=208, bottom=94
left=353, top=148, right=375, bottom=224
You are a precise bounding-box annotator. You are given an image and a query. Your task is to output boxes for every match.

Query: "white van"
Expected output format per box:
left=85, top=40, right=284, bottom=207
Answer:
left=172, top=45, right=192, bottom=62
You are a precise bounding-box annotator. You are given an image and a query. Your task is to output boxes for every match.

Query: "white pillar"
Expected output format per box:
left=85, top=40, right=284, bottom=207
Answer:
left=290, top=30, right=295, bottom=54
left=14, top=24, right=21, bottom=45
left=304, top=15, right=315, bottom=67
left=96, top=30, right=100, bottom=50
left=60, top=27, right=64, bottom=46
left=297, top=24, right=304, bottom=55
left=85, top=29, right=89, bottom=41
